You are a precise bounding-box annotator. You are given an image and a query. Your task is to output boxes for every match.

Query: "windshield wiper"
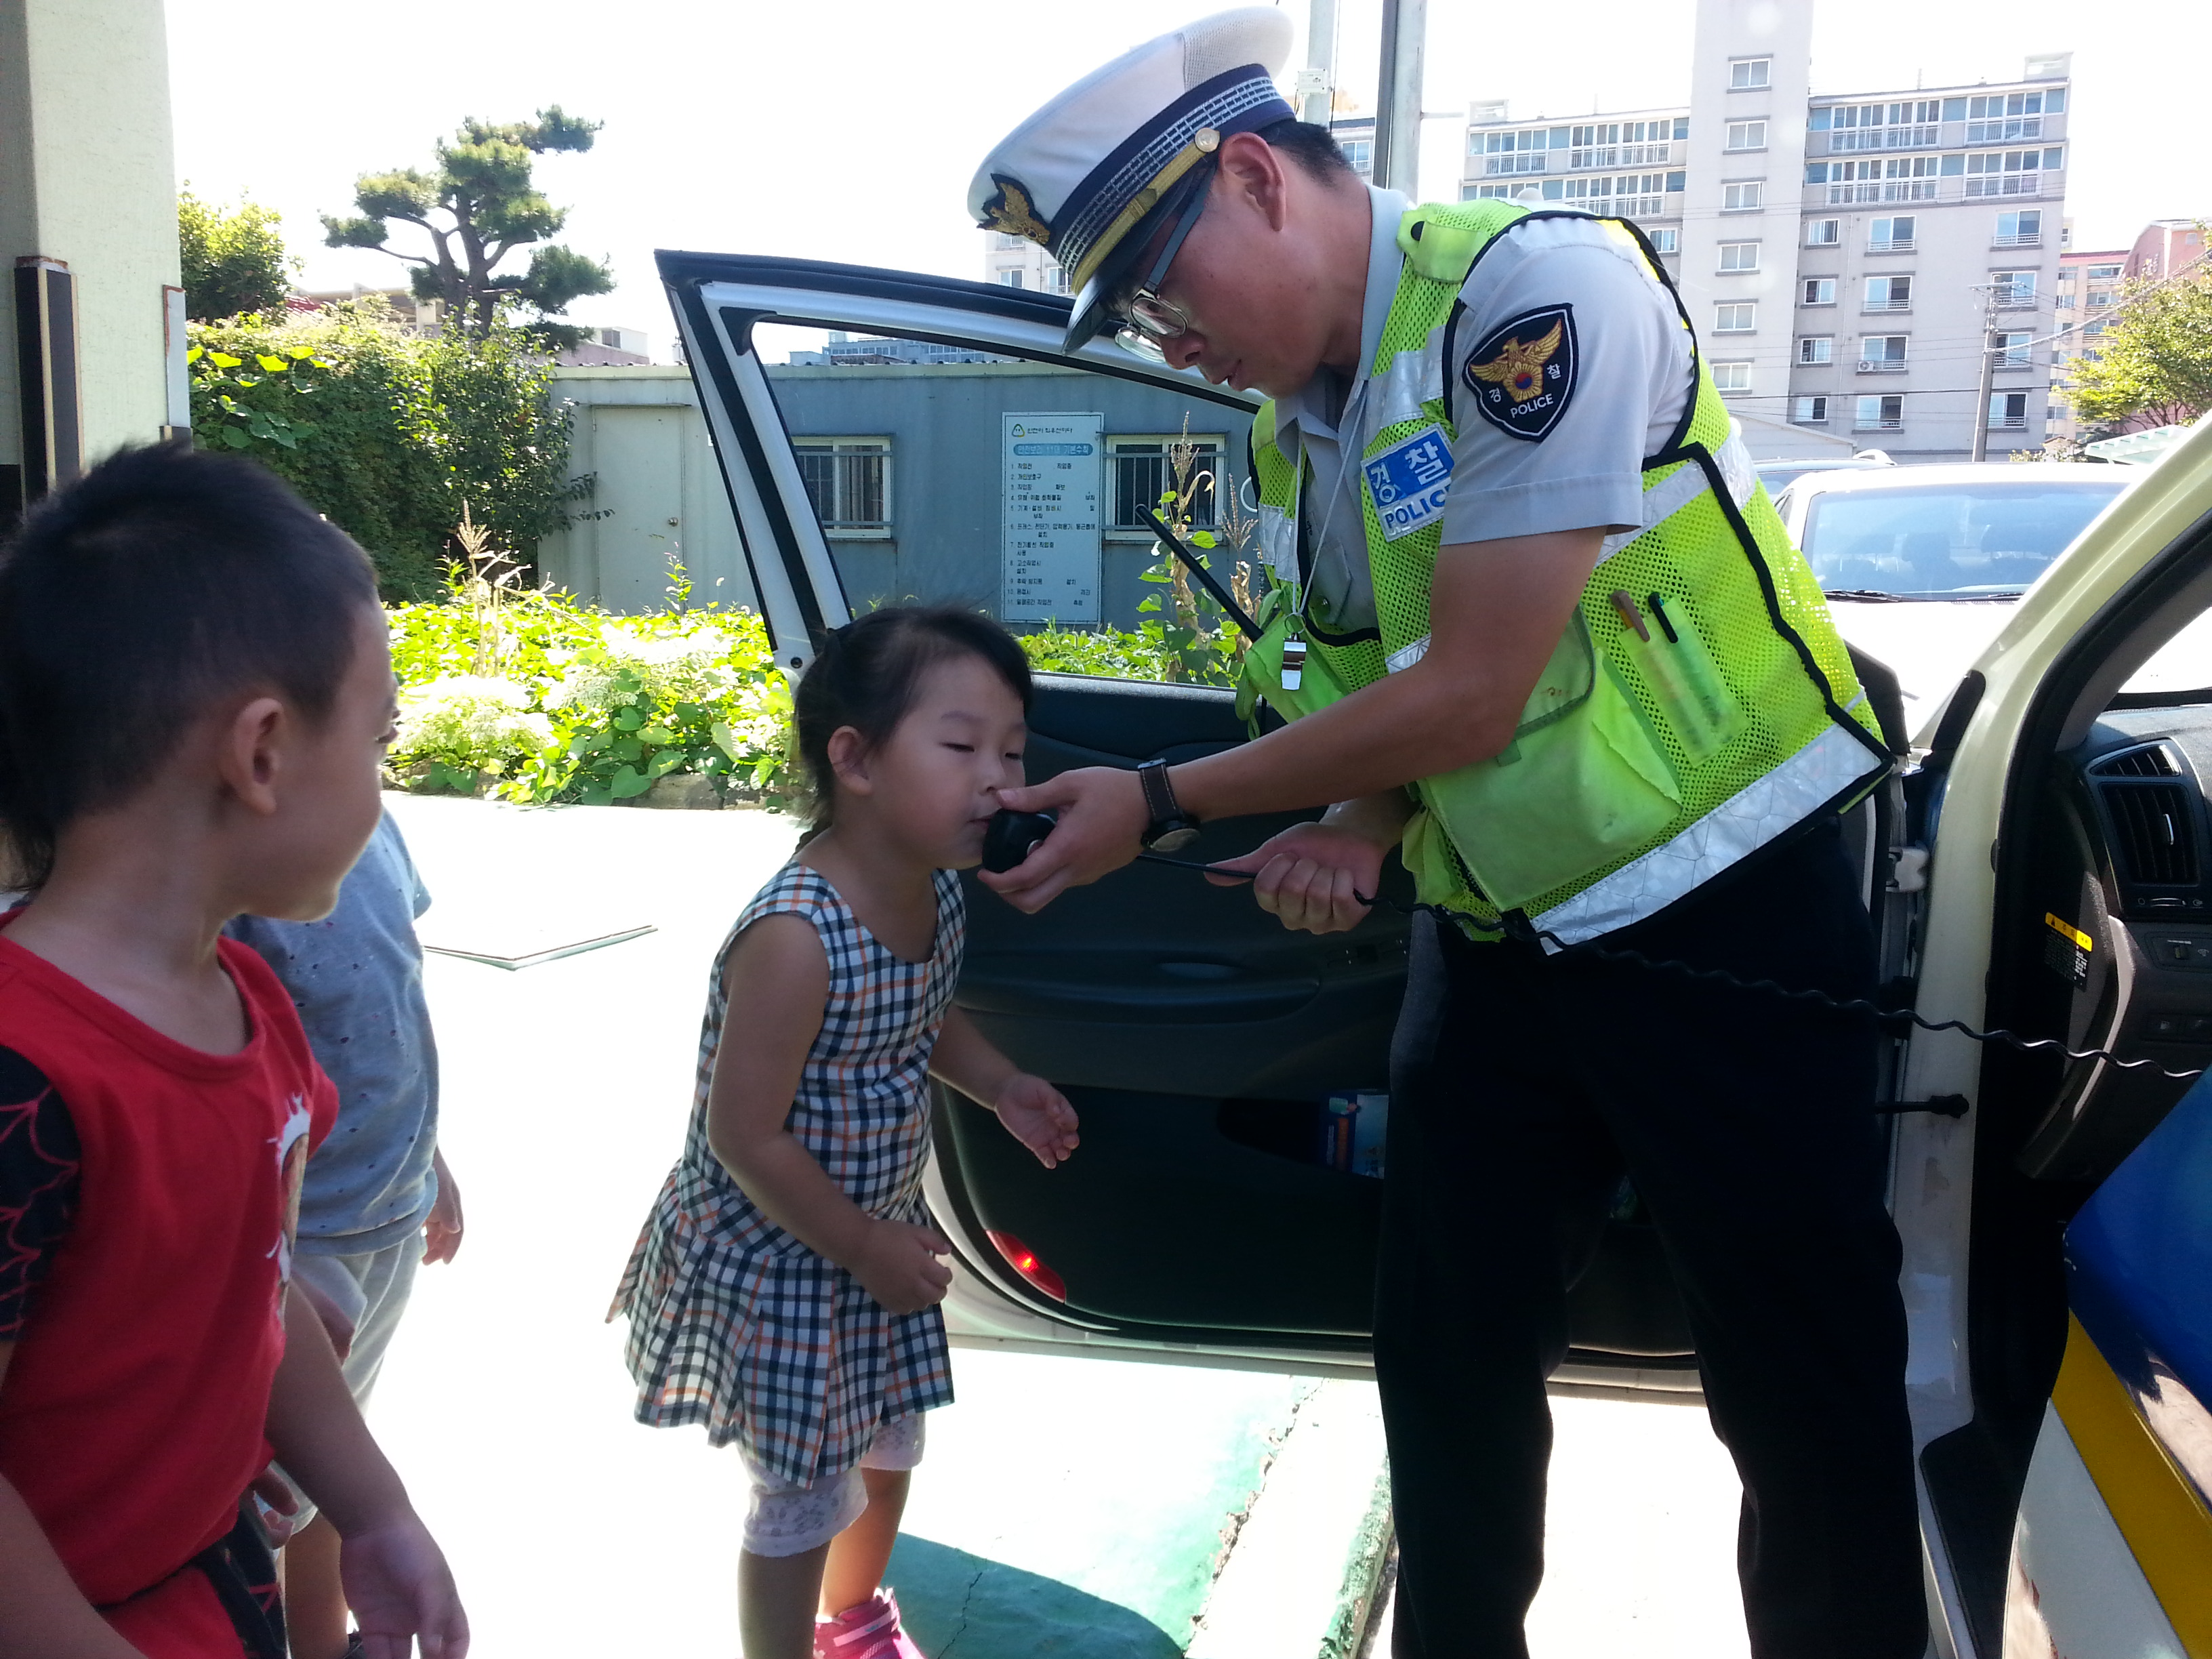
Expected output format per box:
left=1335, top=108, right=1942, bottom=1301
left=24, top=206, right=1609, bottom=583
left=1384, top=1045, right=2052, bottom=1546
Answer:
left=1822, top=588, right=1912, bottom=602
left=1822, top=587, right=2028, bottom=603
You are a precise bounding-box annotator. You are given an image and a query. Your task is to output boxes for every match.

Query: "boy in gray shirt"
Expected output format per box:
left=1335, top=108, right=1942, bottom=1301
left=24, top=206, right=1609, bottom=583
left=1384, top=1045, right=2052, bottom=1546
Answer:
left=228, top=808, right=459, bottom=1659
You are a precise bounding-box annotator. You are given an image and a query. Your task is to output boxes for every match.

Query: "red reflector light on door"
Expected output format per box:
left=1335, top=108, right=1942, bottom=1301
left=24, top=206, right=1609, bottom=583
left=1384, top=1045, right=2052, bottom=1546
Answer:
left=985, top=1230, right=1067, bottom=1301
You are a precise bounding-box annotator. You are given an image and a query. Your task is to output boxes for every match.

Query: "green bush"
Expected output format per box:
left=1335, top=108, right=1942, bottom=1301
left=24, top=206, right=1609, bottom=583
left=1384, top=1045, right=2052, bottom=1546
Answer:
left=188, top=300, right=586, bottom=598
left=388, top=564, right=1246, bottom=809
left=388, top=565, right=796, bottom=806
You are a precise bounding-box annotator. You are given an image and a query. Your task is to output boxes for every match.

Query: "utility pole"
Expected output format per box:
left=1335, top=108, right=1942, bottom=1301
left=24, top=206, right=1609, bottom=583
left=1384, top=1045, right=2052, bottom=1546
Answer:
left=1296, top=0, right=1338, bottom=125
left=1970, top=282, right=2002, bottom=463
left=1372, top=0, right=1427, bottom=196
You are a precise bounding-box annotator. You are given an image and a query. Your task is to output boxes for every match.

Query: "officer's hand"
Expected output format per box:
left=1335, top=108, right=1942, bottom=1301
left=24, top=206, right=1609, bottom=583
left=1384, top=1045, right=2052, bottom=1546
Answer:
left=979, top=768, right=1148, bottom=912
left=1207, top=823, right=1386, bottom=935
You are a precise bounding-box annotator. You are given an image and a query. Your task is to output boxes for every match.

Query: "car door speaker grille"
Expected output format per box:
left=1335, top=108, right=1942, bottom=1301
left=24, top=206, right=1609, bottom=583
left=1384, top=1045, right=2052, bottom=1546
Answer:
left=2104, top=781, right=2199, bottom=886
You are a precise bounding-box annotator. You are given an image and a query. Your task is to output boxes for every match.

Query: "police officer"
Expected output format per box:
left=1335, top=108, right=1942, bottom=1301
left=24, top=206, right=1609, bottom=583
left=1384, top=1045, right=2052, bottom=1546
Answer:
left=969, top=12, right=1923, bottom=1657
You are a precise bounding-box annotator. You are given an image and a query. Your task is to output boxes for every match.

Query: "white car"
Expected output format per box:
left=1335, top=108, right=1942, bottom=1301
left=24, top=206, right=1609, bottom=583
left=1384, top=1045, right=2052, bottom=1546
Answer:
left=1773, top=462, right=2140, bottom=724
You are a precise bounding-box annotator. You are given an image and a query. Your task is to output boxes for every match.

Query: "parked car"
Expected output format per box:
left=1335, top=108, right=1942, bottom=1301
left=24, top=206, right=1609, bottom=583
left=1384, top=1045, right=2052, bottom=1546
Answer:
left=657, top=247, right=2212, bottom=1659
left=1771, top=462, right=2142, bottom=722
left=1754, top=449, right=1894, bottom=495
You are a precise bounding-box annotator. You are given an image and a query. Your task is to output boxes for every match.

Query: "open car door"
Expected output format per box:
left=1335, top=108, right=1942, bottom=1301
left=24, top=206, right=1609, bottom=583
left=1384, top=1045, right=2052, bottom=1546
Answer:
left=660, top=250, right=1702, bottom=1394
left=1887, top=416, right=2212, bottom=1658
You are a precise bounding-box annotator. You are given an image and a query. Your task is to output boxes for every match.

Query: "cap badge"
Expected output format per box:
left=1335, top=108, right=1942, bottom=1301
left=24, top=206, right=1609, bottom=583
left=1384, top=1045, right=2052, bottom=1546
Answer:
left=982, top=176, right=1052, bottom=247
left=1193, top=127, right=1221, bottom=153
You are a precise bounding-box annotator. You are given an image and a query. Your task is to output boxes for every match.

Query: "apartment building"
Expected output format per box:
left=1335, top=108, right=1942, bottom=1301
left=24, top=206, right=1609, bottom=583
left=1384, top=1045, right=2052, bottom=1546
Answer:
left=2049, top=243, right=2129, bottom=445
left=1464, top=0, right=2071, bottom=462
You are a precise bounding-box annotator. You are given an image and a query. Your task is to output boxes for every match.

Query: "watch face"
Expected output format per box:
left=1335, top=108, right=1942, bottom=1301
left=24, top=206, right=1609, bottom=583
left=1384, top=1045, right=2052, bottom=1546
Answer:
left=1148, top=823, right=1201, bottom=853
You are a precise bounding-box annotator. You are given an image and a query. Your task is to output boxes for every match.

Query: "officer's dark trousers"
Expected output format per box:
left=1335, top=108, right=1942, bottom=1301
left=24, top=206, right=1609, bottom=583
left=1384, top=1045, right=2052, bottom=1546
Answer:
left=1376, top=819, right=1925, bottom=1659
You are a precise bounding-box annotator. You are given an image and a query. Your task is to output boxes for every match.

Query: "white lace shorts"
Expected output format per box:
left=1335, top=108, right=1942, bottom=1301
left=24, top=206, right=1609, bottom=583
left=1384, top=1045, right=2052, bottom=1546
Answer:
left=741, top=1414, right=927, bottom=1558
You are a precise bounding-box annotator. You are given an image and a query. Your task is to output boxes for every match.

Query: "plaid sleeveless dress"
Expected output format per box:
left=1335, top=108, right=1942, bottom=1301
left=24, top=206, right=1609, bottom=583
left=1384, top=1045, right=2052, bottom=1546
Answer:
left=610, top=861, right=962, bottom=1488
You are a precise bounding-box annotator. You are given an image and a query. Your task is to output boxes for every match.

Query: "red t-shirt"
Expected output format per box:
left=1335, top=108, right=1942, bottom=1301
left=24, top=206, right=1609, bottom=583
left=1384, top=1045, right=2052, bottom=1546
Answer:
left=0, top=924, right=335, bottom=1657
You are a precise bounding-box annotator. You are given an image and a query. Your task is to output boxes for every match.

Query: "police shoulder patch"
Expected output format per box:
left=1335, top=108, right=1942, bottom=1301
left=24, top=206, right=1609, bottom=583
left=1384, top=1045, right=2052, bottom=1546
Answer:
left=1462, top=304, right=1578, bottom=443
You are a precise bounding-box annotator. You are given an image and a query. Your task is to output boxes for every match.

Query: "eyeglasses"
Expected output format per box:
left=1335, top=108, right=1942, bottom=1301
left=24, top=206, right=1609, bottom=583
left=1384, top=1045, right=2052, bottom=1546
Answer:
left=1107, top=166, right=1214, bottom=364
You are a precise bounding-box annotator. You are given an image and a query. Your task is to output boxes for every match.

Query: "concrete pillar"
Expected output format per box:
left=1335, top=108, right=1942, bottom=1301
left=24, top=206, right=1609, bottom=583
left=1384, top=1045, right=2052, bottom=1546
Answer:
left=0, top=0, right=182, bottom=525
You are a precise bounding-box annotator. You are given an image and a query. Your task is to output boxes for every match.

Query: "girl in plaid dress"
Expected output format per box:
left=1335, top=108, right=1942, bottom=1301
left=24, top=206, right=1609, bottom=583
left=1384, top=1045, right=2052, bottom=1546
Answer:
left=613, top=608, right=1079, bottom=1659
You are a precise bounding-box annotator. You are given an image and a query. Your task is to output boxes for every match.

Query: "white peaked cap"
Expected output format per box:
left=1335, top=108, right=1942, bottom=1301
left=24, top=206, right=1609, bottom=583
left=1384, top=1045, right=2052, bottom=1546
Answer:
left=968, top=8, right=1296, bottom=348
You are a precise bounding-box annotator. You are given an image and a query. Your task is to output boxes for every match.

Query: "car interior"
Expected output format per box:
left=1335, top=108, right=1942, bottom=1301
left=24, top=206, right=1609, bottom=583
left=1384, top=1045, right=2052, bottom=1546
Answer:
left=1913, top=503, right=2212, bottom=1655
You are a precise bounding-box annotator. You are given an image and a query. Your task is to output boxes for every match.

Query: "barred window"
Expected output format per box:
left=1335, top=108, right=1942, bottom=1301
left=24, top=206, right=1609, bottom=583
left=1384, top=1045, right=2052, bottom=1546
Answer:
left=793, top=438, right=891, bottom=537
left=1107, top=436, right=1226, bottom=533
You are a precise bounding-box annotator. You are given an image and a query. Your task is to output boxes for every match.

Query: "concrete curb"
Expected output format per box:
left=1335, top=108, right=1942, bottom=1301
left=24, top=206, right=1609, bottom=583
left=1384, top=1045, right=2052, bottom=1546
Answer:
left=1185, top=1380, right=1394, bottom=1659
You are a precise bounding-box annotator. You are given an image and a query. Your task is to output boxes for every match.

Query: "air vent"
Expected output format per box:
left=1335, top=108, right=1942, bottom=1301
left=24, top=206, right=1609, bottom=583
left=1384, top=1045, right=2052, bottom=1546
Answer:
left=2091, top=743, right=2182, bottom=778
left=2106, top=781, right=2200, bottom=885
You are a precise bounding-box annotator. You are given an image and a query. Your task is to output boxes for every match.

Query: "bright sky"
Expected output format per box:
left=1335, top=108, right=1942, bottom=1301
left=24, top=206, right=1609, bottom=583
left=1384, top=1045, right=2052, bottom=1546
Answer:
left=165, top=0, right=2202, bottom=361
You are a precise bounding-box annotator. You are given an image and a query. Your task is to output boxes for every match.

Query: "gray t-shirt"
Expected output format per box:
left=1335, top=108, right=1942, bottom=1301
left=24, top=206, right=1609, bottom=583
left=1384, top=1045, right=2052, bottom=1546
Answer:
left=227, top=811, right=439, bottom=1255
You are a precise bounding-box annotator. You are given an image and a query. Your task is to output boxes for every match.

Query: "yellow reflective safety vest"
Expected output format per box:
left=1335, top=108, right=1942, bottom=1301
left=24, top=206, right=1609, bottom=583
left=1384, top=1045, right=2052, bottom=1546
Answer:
left=1237, top=201, right=1891, bottom=946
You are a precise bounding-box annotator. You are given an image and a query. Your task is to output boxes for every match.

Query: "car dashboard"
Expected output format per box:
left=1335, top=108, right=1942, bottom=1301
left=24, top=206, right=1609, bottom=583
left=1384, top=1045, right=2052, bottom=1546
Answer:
left=2014, top=701, right=2212, bottom=1181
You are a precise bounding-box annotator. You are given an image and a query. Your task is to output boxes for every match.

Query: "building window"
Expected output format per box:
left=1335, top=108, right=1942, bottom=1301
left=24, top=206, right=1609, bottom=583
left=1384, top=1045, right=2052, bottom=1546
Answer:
left=1725, top=121, right=1767, bottom=150
left=1966, top=91, right=2055, bottom=144
left=1859, top=335, right=1909, bottom=371
left=1993, top=209, right=2043, bottom=248
left=1715, top=302, right=1756, bottom=333
left=1107, top=435, right=1225, bottom=534
left=1988, top=392, right=2030, bottom=430
left=1991, top=270, right=2039, bottom=308
left=1046, top=266, right=1071, bottom=295
left=794, top=439, right=891, bottom=537
left=1806, top=219, right=1840, bottom=246
left=1995, top=331, right=2032, bottom=368
left=1722, top=181, right=1764, bottom=211
left=2087, top=290, right=2114, bottom=308
left=1814, top=99, right=1941, bottom=146
left=1856, top=394, right=1904, bottom=431
left=997, top=269, right=1025, bottom=289
left=1868, top=216, right=1915, bottom=251
left=1711, top=361, right=1753, bottom=392
left=1864, top=274, right=1912, bottom=312
left=1719, top=241, right=1761, bottom=272
left=1561, top=171, right=1670, bottom=218
left=1648, top=228, right=1679, bottom=253
left=2086, top=262, right=2123, bottom=279
left=1962, top=147, right=2065, bottom=197
left=1794, top=396, right=1829, bottom=424
left=1729, top=58, right=1770, bottom=89
left=1341, top=138, right=1373, bottom=176
left=1798, top=337, right=1834, bottom=365
left=1801, top=277, right=1837, bottom=306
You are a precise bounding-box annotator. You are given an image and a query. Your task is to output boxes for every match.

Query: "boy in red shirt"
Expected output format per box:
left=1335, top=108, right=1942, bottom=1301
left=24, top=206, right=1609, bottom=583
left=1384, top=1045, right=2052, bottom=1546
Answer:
left=0, top=446, right=468, bottom=1659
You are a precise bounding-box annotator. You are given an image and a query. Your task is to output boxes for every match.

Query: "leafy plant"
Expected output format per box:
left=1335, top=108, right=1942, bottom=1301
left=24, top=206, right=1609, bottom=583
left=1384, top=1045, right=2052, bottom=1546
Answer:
left=178, top=188, right=300, bottom=322
left=186, top=299, right=586, bottom=597
left=321, top=107, right=613, bottom=346
left=1134, top=416, right=1263, bottom=684
left=2072, top=243, right=2212, bottom=433
left=387, top=550, right=797, bottom=806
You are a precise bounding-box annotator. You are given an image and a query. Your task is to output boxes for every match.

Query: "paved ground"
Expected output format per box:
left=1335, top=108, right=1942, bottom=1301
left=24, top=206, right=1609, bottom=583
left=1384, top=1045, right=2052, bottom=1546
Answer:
left=367, top=793, right=1751, bottom=1657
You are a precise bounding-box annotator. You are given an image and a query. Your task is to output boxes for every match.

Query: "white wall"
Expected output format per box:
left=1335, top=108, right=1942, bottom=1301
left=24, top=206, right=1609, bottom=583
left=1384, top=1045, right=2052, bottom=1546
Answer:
left=0, top=0, right=182, bottom=485
left=537, top=367, right=760, bottom=615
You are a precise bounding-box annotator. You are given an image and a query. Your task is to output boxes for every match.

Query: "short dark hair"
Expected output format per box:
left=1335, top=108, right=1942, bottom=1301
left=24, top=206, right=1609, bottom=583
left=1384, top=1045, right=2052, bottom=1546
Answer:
left=0, top=445, right=380, bottom=884
left=1257, top=117, right=1358, bottom=184
left=793, top=605, right=1033, bottom=834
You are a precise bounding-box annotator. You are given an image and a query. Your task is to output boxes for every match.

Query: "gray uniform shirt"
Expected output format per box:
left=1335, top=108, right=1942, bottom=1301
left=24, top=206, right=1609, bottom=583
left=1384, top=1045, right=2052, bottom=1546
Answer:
left=1277, top=192, right=1694, bottom=635
left=227, top=811, right=439, bottom=1255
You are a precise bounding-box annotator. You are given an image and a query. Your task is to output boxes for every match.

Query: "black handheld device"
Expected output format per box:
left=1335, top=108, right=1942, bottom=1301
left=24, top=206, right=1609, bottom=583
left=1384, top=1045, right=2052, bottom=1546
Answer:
left=982, top=808, right=1059, bottom=873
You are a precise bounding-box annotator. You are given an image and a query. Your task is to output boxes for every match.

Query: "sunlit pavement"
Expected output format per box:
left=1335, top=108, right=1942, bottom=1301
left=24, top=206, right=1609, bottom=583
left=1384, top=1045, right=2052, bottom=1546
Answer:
left=367, top=792, right=1749, bottom=1657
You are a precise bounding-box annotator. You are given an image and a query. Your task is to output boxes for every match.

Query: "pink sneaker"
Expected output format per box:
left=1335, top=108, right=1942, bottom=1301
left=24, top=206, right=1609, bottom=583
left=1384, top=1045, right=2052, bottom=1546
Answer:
left=813, top=1589, right=924, bottom=1659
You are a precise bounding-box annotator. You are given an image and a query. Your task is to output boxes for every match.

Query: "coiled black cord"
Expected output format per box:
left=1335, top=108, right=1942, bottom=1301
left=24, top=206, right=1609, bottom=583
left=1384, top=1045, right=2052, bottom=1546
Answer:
left=1153, top=850, right=2208, bottom=1086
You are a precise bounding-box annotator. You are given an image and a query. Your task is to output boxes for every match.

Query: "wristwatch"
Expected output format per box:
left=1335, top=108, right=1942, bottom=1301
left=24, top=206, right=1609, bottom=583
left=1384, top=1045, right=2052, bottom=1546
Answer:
left=1136, top=758, right=1200, bottom=852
